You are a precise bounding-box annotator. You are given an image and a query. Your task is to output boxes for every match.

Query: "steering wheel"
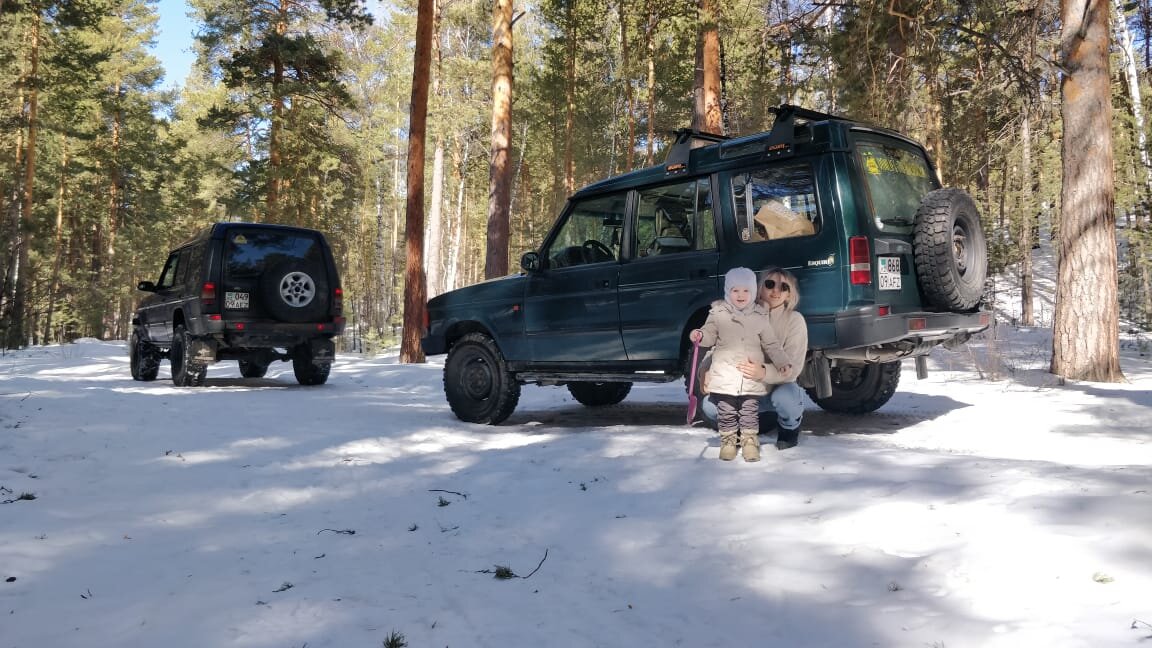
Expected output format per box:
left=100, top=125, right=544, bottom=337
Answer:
left=582, top=239, right=614, bottom=263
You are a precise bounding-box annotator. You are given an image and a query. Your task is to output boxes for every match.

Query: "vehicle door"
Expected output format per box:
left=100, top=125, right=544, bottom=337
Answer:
left=617, top=177, right=720, bottom=361
left=139, top=249, right=189, bottom=343
left=523, top=193, right=628, bottom=362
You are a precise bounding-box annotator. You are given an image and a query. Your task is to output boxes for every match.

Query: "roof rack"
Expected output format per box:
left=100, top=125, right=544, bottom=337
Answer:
left=664, top=128, right=729, bottom=175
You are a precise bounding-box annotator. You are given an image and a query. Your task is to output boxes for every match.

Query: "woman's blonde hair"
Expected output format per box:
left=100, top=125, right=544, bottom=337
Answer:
left=758, top=267, right=800, bottom=311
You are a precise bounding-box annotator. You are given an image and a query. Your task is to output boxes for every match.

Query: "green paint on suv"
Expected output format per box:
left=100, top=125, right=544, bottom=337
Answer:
left=130, top=222, right=345, bottom=386
left=422, top=105, right=990, bottom=424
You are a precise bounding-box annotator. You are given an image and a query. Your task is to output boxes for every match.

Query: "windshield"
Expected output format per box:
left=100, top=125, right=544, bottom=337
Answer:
left=856, top=137, right=937, bottom=228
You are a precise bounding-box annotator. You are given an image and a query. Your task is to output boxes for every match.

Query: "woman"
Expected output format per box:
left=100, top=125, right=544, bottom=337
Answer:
left=699, top=267, right=808, bottom=450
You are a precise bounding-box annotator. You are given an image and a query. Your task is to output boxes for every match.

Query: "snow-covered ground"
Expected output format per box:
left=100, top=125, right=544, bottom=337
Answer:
left=2, top=258, right=1152, bottom=647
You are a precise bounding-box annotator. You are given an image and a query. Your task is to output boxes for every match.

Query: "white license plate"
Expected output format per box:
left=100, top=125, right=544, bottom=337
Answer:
left=878, top=256, right=902, bottom=291
left=225, top=291, right=250, bottom=309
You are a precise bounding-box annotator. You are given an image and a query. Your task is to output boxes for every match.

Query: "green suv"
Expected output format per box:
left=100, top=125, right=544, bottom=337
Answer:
left=130, top=222, right=345, bottom=386
left=422, top=105, right=990, bottom=424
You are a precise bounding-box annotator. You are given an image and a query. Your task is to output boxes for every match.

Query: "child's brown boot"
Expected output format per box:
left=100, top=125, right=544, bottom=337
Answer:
left=718, top=432, right=739, bottom=461
left=741, top=431, right=761, bottom=462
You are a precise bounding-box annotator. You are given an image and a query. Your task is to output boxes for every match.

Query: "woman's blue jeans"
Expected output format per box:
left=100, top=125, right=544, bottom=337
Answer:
left=700, top=382, right=805, bottom=431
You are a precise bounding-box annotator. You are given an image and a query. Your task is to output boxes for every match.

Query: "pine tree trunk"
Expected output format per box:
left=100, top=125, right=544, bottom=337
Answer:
left=486, top=0, right=514, bottom=279
left=400, top=0, right=434, bottom=364
left=427, top=141, right=445, bottom=296
left=694, top=0, right=722, bottom=135
left=1113, top=0, right=1152, bottom=199
left=644, top=4, right=656, bottom=166
left=563, top=0, right=576, bottom=195
left=44, top=134, right=67, bottom=343
left=1052, top=0, right=1124, bottom=381
left=8, top=15, right=41, bottom=349
left=1020, top=110, right=1035, bottom=326
left=618, top=0, right=635, bottom=171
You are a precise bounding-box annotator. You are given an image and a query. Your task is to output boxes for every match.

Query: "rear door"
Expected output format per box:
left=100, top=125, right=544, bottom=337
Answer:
left=523, top=193, right=628, bottom=362
left=852, top=133, right=941, bottom=310
left=221, top=227, right=332, bottom=323
left=617, top=177, right=719, bottom=361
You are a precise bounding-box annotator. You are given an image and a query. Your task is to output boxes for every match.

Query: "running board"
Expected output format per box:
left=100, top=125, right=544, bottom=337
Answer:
left=517, top=372, right=680, bottom=386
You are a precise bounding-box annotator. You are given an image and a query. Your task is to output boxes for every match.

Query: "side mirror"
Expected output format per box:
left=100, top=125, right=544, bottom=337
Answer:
left=520, top=251, right=541, bottom=273
left=137, top=280, right=157, bottom=292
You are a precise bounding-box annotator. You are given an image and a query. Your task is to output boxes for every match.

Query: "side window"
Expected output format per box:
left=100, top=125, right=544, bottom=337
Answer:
left=856, top=139, right=936, bottom=228
left=174, top=249, right=192, bottom=288
left=544, top=193, right=628, bottom=268
left=634, top=177, right=714, bottom=257
left=731, top=164, right=820, bottom=243
left=156, top=253, right=181, bottom=290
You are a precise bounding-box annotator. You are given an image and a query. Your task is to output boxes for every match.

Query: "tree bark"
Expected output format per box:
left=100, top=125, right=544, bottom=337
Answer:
left=1052, top=0, right=1124, bottom=381
left=693, top=0, right=722, bottom=135
left=1020, top=110, right=1035, bottom=326
left=562, top=0, right=576, bottom=195
left=486, top=0, right=514, bottom=279
left=400, top=0, right=434, bottom=364
left=618, top=0, right=635, bottom=171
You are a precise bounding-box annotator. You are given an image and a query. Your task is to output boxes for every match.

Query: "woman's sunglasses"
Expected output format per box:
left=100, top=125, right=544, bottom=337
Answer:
left=763, top=279, right=791, bottom=292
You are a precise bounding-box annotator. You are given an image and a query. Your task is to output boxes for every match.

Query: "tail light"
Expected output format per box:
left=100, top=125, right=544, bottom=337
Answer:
left=849, top=236, right=871, bottom=285
left=333, top=287, right=343, bottom=315
left=200, top=282, right=217, bottom=309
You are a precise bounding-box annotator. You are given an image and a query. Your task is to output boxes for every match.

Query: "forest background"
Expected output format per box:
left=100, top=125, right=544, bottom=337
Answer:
left=2, top=0, right=1150, bottom=367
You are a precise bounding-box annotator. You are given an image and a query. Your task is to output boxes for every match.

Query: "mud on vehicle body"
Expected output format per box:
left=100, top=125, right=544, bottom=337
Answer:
left=423, top=105, right=990, bottom=425
left=130, top=222, right=345, bottom=387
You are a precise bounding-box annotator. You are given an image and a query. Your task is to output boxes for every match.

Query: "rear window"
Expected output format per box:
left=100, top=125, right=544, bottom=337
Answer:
left=224, top=229, right=323, bottom=277
left=856, top=137, right=937, bottom=228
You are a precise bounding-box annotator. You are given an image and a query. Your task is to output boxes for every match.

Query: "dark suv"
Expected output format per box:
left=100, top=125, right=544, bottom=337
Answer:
left=422, top=105, right=990, bottom=424
left=130, top=222, right=345, bottom=386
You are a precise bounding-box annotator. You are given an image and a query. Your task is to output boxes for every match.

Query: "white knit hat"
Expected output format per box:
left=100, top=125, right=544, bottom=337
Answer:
left=723, top=267, right=758, bottom=307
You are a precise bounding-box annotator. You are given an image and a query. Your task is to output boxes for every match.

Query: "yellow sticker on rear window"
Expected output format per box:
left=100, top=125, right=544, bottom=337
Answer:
left=233, top=234, right=247, bottom=245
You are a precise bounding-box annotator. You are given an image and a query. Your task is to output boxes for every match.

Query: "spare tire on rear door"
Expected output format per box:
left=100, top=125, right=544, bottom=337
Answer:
left=260, top=260, right=329, bottom=322
left=912, top=188, right=988, bottom=312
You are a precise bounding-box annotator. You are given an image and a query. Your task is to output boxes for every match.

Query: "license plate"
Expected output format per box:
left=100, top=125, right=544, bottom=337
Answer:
left=878, top=256, right=902, bottom=291
left=225, top=291, right=250, bottom=309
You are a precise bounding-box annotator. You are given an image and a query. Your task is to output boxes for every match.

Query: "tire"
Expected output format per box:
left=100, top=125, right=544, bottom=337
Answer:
left=443, top=332, right=521, bottom=424
left=170, top=325, right=207, bottom=387
left=913, top=188, right=988, bottom=311
left=567, top=381, right=632, bottom=406
left=239, top=359, right=269, bottom=379
left=260, top=261, right=329, bottom=323
left=292, top=346, right=331, bottom=385
left=129, top=331, right=160, bottom=382
left=804, top=361, right=900, bottom=414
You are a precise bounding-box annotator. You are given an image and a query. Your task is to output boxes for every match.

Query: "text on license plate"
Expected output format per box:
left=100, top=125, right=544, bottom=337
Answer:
left=225, top=291, right=250, bottom=309
left=878, top=257, right=901, bottom=291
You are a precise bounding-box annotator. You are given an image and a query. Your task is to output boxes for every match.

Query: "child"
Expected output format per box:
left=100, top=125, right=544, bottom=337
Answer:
left=690, top=267, right=790, bottom=462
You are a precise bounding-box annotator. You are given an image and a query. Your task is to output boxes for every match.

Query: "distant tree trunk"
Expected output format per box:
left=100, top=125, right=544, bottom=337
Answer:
left=1114, top=0, right=1152, bottom=200
left=267, top=0, right=290, bottom=222
left=8, top=15, right=41, bottom=349
left=44, top=134, right=68, bottom=343
left=486, top=0, right=514, bottom=279
left=562, top=0, right=576, bottom=195
left=618, top=0, right=636, bottom=171
left=644, top=2, right=656, bottom=165
left=446, top=136, right=471, bottom=292
left=693, top=0, right=722, bottom=135
left=400, top=0, right=434, bottom=364
left=1052, top=0, right=1123, bottom=381
left=427, top=143, right=445, bottom=295
left=1020, top=110, right=1035, bottom=326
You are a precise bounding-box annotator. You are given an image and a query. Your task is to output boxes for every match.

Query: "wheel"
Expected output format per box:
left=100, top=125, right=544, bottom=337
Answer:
left=292, top=345, right=331, bottom=385
left=567, top=381, right=632, bottom=406
left=581, top=239, right=614, bottom=263
left=260, top=261, right=329, bottom=322
left=804, top=361, right=900, bottom=414
left=913, top=188, right=988, bottom=311
left=170, top=325, right=207, bottom=387
left=129, top=331, right=160, bottom=381
left=443, top=332, right=521, bottom=424
left=239, top=359, right=269, bottom=378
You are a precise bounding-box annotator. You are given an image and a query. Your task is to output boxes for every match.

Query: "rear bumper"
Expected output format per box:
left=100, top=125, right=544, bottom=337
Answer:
left=206, top=318, right=344, bottom=348
left=830, top=307, right=991, bottom=350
